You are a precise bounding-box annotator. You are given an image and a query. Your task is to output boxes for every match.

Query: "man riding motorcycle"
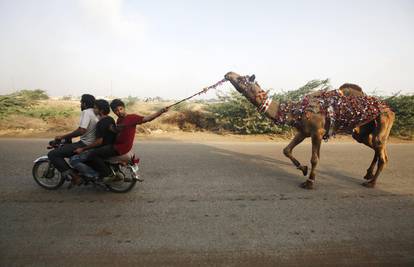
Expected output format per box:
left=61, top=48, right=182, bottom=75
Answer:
left=47, top=94, right=98, bottom=185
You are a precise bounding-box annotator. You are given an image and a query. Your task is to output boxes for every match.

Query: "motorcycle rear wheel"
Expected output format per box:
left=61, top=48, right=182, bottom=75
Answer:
left=32, top=161, right=65, bottom=190
left=106, top=165, right=138, bottom=193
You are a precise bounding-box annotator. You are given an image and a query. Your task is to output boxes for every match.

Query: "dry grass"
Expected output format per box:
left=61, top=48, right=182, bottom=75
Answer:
left=0, top=99, right=199, bottom=137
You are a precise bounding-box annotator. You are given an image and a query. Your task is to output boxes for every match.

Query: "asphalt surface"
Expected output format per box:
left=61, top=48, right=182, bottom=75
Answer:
left=0, top=138, right=413, bottom=266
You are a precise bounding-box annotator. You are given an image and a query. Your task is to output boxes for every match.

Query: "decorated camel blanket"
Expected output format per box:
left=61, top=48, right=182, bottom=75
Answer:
left=275, top=90, right=390, bottom=135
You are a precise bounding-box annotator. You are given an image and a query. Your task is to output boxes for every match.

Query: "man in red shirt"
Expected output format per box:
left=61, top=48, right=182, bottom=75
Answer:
left=87, top=99, right=168, bottom=182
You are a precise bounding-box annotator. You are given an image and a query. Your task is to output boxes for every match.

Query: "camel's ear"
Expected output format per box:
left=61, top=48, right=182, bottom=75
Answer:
left=248, top=74, right=256, bottom=83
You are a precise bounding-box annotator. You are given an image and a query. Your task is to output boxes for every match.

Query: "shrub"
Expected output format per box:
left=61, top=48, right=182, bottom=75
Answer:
left=272, top=79, right=330, bottom=102
left=385, top=95, right=414, bottom=137
left=162, top=108, right=214, bottom=131
left=0, top=93, right=33, bottom=118
left=18, top=89, right=49, bottom=100
left=207, top=92, right=279, bottom=134
left=170, top=101, right=190, bottom=112
left=0, top=90, right=78, bottom=121
left=23, top=107, right=75, bottom=121
left=60, top=95, right=72, bottom=100
left=124, top=96, right=139, bottom=107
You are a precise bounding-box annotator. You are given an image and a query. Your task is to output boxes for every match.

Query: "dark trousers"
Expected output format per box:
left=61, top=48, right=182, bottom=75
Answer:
left=47, top=141, right=85, bottom=172
left=87, top=145, right=119, bottom=177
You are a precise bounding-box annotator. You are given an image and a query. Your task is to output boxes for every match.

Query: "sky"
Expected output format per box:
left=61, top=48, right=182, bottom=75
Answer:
left=0, top=0, right=413, bottom=98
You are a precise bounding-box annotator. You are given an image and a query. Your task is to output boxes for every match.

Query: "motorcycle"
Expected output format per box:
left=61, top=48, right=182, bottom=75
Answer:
left=32, top=139, right=142, bottom=193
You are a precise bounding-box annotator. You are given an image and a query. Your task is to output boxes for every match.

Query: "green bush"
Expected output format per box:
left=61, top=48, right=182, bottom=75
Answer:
left=60, top=95, right=72, bottom=100
left=272, top=79, right=330, bottom=102
left=22, top=107, right=75, bottom=121
left=0, top=95, right=31, bottom=117
left=171, top=102, right=189, bottom=112
left=124, top=96, right=140, bottom=107
left=207, top=92, right=283, bottom=134
left=0, top=89, right=76, bottom=121
left=17, top=89, right=49, bottom=100
left=385, top=95, right=414, bottom=137
left=163, top=107, right=215, bottom=131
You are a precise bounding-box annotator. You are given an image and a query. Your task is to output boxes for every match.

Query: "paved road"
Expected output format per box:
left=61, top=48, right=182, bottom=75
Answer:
left=0, top=139, right=413, bottom=266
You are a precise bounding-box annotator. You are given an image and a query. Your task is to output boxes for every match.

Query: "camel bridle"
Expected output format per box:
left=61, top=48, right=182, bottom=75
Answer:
left=238, top=76, right=273, bottom=114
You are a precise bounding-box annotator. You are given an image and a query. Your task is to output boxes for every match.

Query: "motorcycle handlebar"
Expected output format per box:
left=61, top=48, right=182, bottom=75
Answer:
left=48, top=138, right=72, bottom=149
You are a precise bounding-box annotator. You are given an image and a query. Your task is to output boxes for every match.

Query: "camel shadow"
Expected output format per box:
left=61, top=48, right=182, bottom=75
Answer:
left=177, top=141, right=404, bottom=197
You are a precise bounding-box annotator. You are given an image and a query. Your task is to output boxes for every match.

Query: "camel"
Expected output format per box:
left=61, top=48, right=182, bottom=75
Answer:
left=224, top=72, right=395, bottom=189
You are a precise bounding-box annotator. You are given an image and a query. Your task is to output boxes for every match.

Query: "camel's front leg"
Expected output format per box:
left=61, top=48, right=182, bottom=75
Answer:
left=301, top=132, right=323, bottom=189
left=283, top=132, right=308, bottom=176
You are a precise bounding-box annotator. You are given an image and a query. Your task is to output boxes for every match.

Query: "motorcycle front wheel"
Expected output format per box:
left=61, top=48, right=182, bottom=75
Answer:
left=32, top=160, right=65, bottom=190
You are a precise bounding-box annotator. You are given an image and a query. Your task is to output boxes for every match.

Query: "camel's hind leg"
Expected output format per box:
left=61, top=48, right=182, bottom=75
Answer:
left=362, top=111, right=395, bottom=188
left=352, top=123, right=378, bottom=180
left=364, top=150, right=378, bottom=180
left=283, top=132, right=308, bottom=176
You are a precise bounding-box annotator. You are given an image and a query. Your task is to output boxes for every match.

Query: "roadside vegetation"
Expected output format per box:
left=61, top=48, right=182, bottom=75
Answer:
left=385, top=95, right=414, bottom=137
left=0, top=89, right=49, bottom=118
left=0, top=84, right=413, bottom=139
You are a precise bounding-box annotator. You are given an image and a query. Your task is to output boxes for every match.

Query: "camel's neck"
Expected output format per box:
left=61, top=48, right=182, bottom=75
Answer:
left=263, top=99, right=280, bottom=121
left=245, top=93, right=281, bottom=122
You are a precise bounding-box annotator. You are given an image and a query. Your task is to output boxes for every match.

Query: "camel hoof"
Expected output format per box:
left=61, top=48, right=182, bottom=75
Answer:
left=300, top=181, right=314, bottom=190
left=364, top=174, right=374, bottom=180
left=300, top=166, right=308, bottom=176
left=362, top=181, right=376, bottom=188
left=364, top=170, right=374, bottom=180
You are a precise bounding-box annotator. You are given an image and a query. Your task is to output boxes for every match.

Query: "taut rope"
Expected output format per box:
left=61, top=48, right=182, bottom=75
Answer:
left=117, top=78, right=228, bottom=128
left=166, top=78, right=227, bottom=109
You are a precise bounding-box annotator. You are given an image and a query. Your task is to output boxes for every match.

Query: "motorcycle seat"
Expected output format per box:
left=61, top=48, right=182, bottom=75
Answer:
left=105, top=150, right=139, bottom=165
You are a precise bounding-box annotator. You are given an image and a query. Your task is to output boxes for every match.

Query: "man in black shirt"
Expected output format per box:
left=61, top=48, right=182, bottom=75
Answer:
left=69, top=99, right=116, bottom=179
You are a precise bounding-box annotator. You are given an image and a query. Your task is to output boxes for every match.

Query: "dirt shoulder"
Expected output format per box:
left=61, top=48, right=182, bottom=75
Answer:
left=0, top=130, right=412, bottom=143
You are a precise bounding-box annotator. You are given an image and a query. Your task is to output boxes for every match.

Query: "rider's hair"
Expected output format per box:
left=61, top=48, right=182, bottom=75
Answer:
left=81, top=94, right=96, bottom=110
left=110, top=99, right=125, bottom=112
left=94, top=99, right=110, bottom=115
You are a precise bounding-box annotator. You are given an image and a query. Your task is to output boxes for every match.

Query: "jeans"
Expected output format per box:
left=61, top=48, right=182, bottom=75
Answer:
left=70, top=151, right=99, bottom=178
left=87, top=145, right=119, bottom=177
left=47, top=141, right=85, bottom=173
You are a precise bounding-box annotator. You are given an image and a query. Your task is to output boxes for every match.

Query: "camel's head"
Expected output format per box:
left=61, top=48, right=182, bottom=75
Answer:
left=224, top=71, right=265, bottom=104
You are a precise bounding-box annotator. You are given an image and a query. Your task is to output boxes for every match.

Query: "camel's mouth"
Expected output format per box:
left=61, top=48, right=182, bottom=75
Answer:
left=224, top=71, right=268, bottom=108
left=224, top=71, right=259, bottom=97
left=225, top=72, right=256, bottom=91
left=224, top=72, right=255, bottom=84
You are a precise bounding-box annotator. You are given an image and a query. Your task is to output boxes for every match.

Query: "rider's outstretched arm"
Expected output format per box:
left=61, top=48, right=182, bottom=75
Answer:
left=142, top=107, right=169, bottom=123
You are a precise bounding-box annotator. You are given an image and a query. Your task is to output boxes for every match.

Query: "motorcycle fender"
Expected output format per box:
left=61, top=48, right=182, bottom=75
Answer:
left=33, top=155, right=49, bottom=163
